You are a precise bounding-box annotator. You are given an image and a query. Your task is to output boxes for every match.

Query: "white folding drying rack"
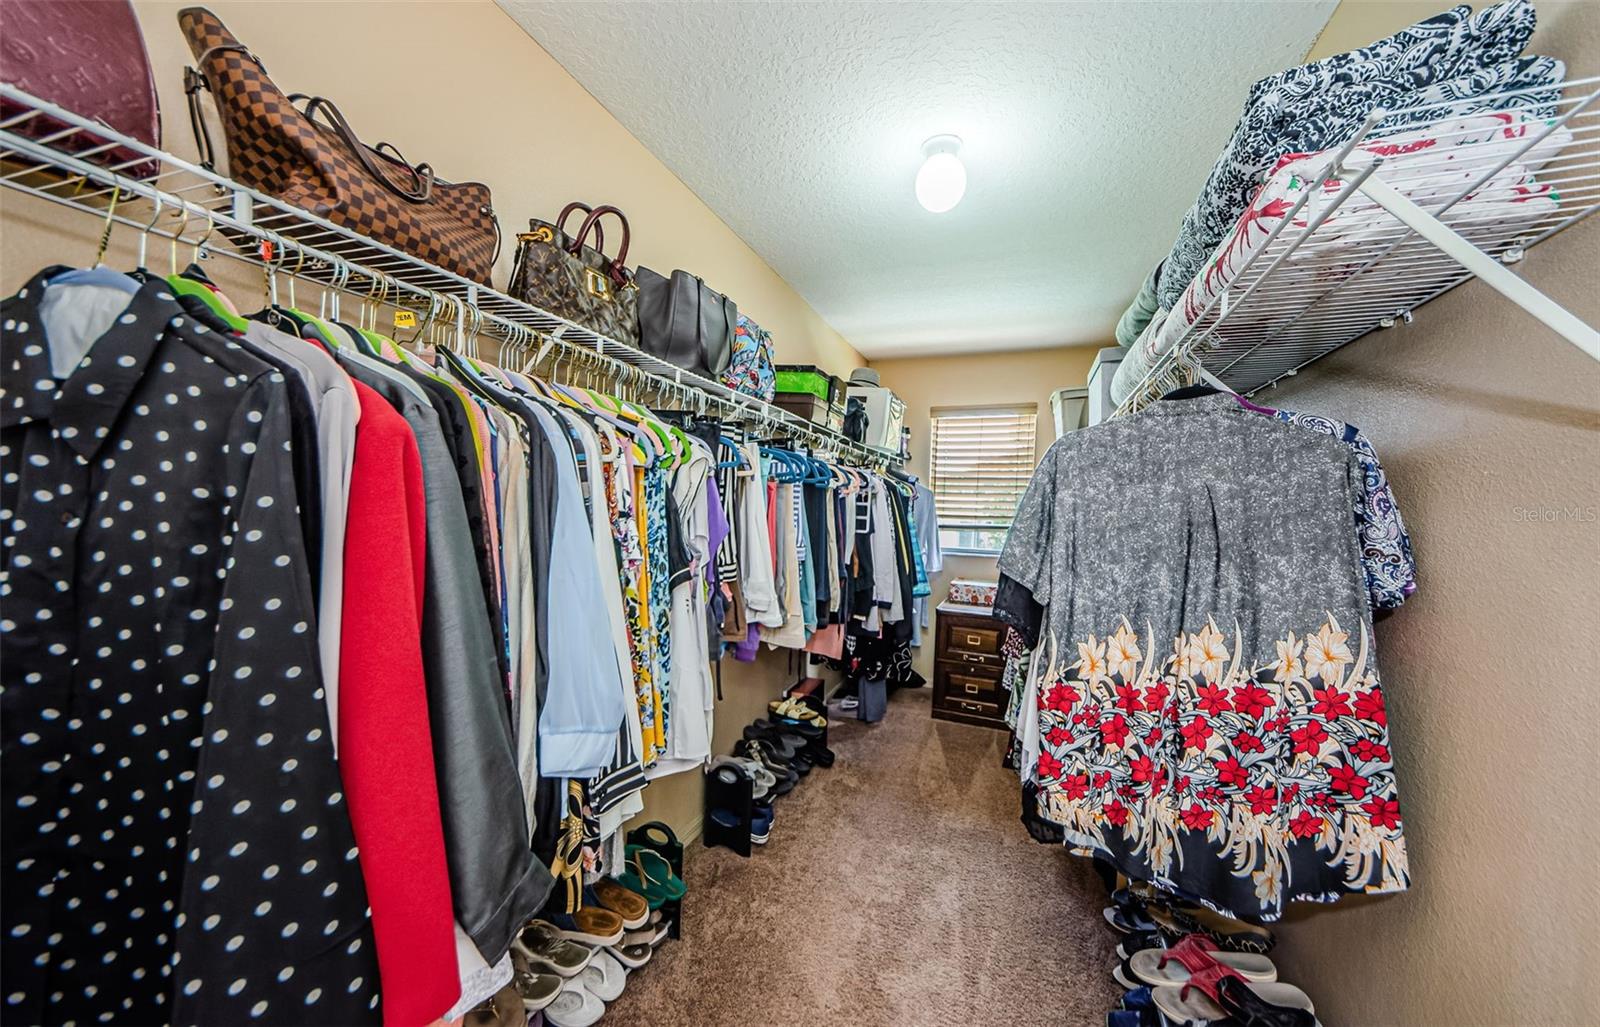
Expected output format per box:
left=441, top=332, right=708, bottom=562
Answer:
left=1114, top=73, right=1600, bottom=417
left=0, top=84, right=897, bottom=467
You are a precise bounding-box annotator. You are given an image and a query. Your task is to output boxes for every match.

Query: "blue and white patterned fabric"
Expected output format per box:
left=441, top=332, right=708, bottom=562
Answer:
left=1273, top=409, right=1417, bottom=610
left=1153, top=0, right=1562, bottom=313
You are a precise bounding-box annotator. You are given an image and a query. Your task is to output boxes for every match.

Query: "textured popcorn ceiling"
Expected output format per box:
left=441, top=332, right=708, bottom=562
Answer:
left=497, top=1, right=1337, bottom=358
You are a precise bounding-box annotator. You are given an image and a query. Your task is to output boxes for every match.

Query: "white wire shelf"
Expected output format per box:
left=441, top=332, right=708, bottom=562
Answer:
left=0, top=83, right=896, bottom=467
left=1114, top=73, right=1600, bottom=417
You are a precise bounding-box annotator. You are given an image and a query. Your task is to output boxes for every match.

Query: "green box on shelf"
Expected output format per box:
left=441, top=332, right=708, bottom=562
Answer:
left=774, top=365, right=835, bottom=402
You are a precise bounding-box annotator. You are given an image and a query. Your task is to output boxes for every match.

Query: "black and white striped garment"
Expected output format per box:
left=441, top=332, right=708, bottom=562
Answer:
left=713, top=437, right=743, bottom=585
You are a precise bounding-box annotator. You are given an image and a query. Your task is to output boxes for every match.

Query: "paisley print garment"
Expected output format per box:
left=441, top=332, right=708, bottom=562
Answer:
left=1154, top=0, right=1559, bottom=312
left=1272, top=410, right=1416, bottom=610
left=999, top=392, right=1409, bottom=922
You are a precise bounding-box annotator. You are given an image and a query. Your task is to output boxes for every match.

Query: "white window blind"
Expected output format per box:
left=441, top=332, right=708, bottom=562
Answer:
left=929, top=405, right=1038, bottom=533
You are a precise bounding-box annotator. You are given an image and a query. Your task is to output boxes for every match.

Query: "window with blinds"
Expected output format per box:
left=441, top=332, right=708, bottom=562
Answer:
left=930, top=405, right=1038, bottom=554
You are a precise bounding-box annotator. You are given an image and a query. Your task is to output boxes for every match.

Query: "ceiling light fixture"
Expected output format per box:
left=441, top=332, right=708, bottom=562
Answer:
left=915, top=134, right=966, bottom=214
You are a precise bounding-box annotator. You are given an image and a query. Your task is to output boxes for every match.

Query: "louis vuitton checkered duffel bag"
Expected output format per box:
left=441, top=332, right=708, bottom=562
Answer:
left=179, top=7, right=499, bottom=286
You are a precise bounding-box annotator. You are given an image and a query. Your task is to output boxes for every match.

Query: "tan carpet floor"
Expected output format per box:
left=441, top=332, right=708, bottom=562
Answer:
left=604, top=686, right=1123, bottom=1026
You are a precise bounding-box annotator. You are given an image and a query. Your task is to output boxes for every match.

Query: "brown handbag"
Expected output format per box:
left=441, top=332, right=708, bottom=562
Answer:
left=177, top=7, right=499, bottom=285
left=507, top=203, right=640, bottom=344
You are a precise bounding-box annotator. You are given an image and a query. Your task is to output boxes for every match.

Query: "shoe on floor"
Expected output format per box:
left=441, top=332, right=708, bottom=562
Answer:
left=710, top=761, right=770, bottom=802
left=743, top=722, right=804, bottom=756
left=589, top=877, right=650, bottom=929
left=1116, top=929, right=1165, bottom=961
left=621, top=846, right=686, bottom=904
left=1104, top=904, right=1156, bottom=935
left=768, top=697, right=828, bottom=728
left=1127, top=935, right=1277, bottom=986
left=839, top=695, right=860, bottom=711
left=543, top=978, right=606, bottom=1027
left=623, top=921, right=668, bottom=948
left=605, top=940, right=653, bottom=970
left=733, top=740, right=800, bottom=794
left=734, top=737, right=787, bottom=772
left=708, top=804, right=774, bottom=843
left=577, top=948, right=627, bottom=1002
left=515, top=921, right=597, bottom=978
left=465, top=982, right=526, bottom=1027
left=509, top=959, right=563, bottom=1013
left=710, top=755, right=775, bottom=799
left=544, top=907, right=625, bottom=947
left=1168, top=903, right=1278, bottom=953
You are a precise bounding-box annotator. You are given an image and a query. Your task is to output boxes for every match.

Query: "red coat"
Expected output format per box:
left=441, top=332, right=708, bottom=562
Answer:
left=341, top=380, right=459, bottom=1023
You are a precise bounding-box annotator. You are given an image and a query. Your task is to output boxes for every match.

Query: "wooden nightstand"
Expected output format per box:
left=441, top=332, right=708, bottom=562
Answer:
left=931, top=602, right=1009, bottom=730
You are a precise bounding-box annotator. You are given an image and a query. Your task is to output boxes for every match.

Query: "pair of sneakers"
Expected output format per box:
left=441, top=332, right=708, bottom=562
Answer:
left=708, top=758, right=777, bottom=845
left=708, top=803, right=774, bottom=844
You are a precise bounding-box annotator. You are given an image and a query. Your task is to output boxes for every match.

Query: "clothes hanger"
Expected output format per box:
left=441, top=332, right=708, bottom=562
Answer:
left=255, top=243, right=318, bottom=338
left=49, top=186, right=140, bottom=294
left=641, top=383, right=696, bottom=466
left=715, top=433, right=749, bottom=469
left=163, top=209, right=249, bottom=332
left=340, top=268, right=383, bottom=358
left=572, top=364, right=663, bottom=467
left=607, top=377, right=676, bottom=466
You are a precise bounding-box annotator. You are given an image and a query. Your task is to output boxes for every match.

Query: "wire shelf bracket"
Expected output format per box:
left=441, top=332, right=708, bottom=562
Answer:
left=1352, top=171, right=1600, bottom=361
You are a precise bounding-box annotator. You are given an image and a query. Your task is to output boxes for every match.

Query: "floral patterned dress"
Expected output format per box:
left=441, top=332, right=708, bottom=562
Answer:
left=601, top=436, right=654, bottom=756
left=643, top=466, right=673, bottom=757
left=999, top=393, right=1408, bottom=922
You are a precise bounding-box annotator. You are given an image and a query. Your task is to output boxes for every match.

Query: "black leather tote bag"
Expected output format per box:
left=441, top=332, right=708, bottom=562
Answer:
left=635, top=266, right=735, bottom=379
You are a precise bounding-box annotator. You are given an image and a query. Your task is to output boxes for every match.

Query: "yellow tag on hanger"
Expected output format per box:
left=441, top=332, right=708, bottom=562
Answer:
left=393, top=310, right=417, bottom=328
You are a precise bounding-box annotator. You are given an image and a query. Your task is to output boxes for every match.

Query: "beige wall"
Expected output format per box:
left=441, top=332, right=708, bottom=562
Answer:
left=0, top=0, right=866, bottom=843
left=3, top=0, right=863, bottom=374
left=868, top=345, right=1102, bottom=681
left=1262, top=2, right=1600, bottom=1023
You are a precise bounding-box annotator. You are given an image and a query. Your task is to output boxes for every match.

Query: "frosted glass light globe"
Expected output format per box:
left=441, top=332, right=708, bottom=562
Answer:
left=915, top=150, right=967, bottom=213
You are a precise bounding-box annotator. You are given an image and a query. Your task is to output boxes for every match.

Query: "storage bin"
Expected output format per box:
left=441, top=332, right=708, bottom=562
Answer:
left=775, top=391, right=830, bottom=422
left=947, top=579, right=999, bottom=607
left=774, top=392, right=845, bottom=433
left=775, top=364, right=834, bottom=401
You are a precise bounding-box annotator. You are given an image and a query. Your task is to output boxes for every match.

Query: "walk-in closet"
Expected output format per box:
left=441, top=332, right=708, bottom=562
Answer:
left=2, top=1, right=1596, bottom=1024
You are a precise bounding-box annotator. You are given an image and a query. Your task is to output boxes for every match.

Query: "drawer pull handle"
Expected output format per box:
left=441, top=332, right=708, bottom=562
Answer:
left=964, top=633, right=984, bottom=647
left=962, top=653, right=984, bottom=663
left=963, top=683, right=980, bottom=694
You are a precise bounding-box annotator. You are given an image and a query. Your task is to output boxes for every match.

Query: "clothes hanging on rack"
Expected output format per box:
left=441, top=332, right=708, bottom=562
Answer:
left=0, top=261, right=900, bottom=1025
left=996, top=391, right=1410, bottom=923
left=1, top=270, right=384, bottom=1026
